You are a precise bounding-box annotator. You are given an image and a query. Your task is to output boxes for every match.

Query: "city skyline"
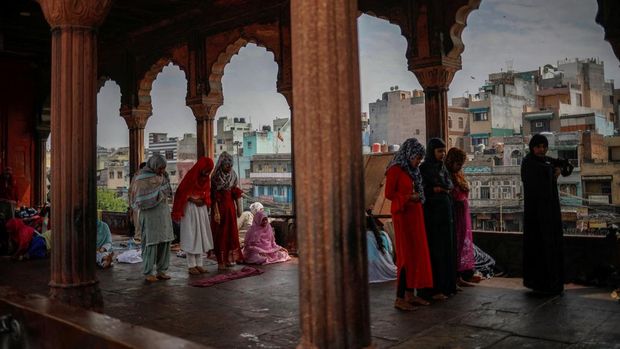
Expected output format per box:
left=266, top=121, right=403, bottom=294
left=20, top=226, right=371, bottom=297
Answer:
left=97, top=0, right=620, bottom=148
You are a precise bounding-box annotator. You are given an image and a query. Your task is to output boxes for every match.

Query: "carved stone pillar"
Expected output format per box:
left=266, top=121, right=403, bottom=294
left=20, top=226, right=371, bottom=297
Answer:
left=291, top=0, right=371, bottom=347
left=120, top=107, right=150, bottom=177
left=187, top=98, right=219, bottom=159
left=411, top=59, right=458, bottom=142
left=38, top=0, right=111, bottom=309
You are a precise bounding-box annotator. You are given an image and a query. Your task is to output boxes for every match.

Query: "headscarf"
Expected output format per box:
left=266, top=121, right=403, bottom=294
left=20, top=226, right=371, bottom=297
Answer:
left=132, top=155, right=172, bottom=210
left=421, top=138, right=454, bottom=191
left=445, top=147, right=469, bottom=192
left=243, top=211, right=278, bottom=253
left=528, top=133, right=549, bottom=153
left=212, top=152, right=238, bottom=191
left=249, top=202, right=264, bottom=215
left=172, top=157, right=214, bottom=222
left=96, top=220, right=112, bottom=249
left=386, top=138, right=426, bottom=203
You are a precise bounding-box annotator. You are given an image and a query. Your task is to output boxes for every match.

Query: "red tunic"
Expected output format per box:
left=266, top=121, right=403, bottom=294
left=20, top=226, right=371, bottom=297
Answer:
left=385, top=166, right=433, bottom=289
left=211, top=187, right=243, bottom=263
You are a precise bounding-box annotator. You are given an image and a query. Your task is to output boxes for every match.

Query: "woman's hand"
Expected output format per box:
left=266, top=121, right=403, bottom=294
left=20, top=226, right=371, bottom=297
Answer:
left=433, top=186, right=449, bottom=194
left=410, top=193, right=421, bottom=202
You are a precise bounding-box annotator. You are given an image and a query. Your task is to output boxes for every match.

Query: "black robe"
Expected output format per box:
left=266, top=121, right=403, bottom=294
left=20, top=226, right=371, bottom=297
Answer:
left=420, top=161, right=457, bottom=296
left=521, top=153, right=564, bottom=294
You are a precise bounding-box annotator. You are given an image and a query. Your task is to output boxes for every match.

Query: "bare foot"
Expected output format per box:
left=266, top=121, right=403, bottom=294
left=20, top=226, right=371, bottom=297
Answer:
left=394, top=298, right=417, bottom=311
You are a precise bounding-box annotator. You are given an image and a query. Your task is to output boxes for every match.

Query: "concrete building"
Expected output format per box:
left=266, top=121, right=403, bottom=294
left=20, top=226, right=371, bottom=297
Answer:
left=369, top=89, right=426, bottom=147
left=361, top=112, right=370, bottom=150
left=216, top=116, right=252, bottom=155
left=448, top=97, right=470, bottom=150
left=176, top=133, right=197, bottom=161
left=97, top=147, right=129, bottom=193
left=249, top=153, right=293, bottom=213
left=523, top=58, right=616, bottom=137
left=468, top=70, right=538, bottom=152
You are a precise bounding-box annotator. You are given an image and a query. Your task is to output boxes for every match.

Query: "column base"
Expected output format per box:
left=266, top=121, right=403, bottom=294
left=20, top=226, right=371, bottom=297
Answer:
left=49, top=280, right=103, bottom=311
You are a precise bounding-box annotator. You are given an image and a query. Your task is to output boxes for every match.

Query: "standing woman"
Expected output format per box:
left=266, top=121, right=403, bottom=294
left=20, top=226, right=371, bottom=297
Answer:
left=172, top=157, right=215, bottom=275
left=445, top=148, right=476, bottom=287
left=385, top=138, right=433, bottom=311
left=211, top=152, right=244, bottom=270
left=420, top=138, right=456, bottom=300
left=521, top=134, right=572, bottom=295
left=132, top=155, right=175, bottom=282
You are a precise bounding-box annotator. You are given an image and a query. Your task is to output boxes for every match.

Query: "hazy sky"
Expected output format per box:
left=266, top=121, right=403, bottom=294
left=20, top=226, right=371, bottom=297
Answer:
left=96, top=0, right=620, bottom=148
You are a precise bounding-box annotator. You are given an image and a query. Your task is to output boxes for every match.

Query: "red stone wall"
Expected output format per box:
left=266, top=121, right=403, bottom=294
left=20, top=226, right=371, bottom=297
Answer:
left=0, top=57, right=37, bottom=206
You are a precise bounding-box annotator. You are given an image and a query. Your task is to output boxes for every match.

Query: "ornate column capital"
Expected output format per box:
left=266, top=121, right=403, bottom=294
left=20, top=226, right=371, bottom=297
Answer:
left=410, top=57, right=460, bottom=90
left=120, top=106, right=151, bottom=129
left=37, top=0, right=112, bottom=29
left=186, top=96, right=220, bottom=121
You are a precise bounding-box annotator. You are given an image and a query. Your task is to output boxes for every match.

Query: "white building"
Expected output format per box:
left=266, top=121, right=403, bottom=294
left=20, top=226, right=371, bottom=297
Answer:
left=216, top=116, right=252, bottom=155
left=369, top=89, right=426, bottom=147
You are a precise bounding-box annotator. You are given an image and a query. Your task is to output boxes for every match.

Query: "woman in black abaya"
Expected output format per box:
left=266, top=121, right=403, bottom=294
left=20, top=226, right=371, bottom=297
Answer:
left=521, top=133, right=573, bottom=295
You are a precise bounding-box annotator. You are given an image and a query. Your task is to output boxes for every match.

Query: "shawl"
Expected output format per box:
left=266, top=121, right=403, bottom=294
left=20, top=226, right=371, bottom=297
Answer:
left=172, top=157, right=214, bottom=221
left=386, top=138, right=426, bottom=203
left=132, top=155, right=172, bottom=210
left=420, top=138, right=454, bottom=193
left=243, top=211, right=280, bottom=254
left=96, top=220, right=112, bottom=249
left=445, top=147, right=469, bottom=192
left=212, top=152, right=239, bottom=191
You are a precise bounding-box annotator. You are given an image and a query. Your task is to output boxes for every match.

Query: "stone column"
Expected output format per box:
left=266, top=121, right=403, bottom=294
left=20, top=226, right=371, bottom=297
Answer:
left=34, top=124, right=50, bottom=207
left=411, top=60, right=458, bottom=142
left=121, top=108, right=150, bottom=177
left=291, top=0, right=371, bottom=347
left=187, top=99, right=219, bottom=159
left=38, top=0, right=111, bottom=309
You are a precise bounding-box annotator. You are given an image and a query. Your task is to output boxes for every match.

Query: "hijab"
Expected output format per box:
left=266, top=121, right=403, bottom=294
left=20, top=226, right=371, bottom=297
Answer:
left=172, top=157, right=214, bottom=221
left=212, top=152, right=239, bottom=191
left=386, top=138, right=426, bottom=203
left=421, top=138, right=454, bottom=191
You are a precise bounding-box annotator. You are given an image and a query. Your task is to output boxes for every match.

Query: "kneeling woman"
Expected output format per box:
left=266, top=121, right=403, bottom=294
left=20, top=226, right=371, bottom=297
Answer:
left=385, top=138, right=434, bottom=310
left=366, top=212, right=397, bottom=283
left=242, top=211, right=290, bottom=265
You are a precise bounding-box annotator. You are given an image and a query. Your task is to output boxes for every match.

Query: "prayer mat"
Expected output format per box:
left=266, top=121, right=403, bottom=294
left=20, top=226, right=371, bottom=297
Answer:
left=190, top=266, right=263, bottom=287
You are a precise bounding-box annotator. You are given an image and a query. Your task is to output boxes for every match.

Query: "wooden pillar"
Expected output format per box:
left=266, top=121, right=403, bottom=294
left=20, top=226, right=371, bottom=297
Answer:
left=411, top=61, right=458, bottom=142
left=121, top=108, right=150, bottom=176
left=187, top=99, right=219, bottom=159
left=34, top=124, right=50, bottom=207
left=38, top=0, right=111, bottom=309
left=291, top=0, right=371, bottom=347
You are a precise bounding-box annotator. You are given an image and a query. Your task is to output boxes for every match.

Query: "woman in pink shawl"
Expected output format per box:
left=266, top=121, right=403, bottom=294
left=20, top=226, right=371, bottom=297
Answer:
left=242, top=211, right=290, bottom=265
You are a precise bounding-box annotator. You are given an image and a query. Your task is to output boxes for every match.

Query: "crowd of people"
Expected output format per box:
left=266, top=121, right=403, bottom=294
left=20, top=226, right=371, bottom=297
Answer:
left=130, top=151, right=290, bottom=282
left=0, top=133, right=586, bottom=303
left=366, top=134, right=573, bottom=311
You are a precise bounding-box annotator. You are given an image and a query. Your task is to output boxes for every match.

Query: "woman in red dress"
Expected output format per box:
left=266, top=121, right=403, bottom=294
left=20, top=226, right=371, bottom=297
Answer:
left=385, top=138, right=434, bottom=310
left=211, top=152, right=244, bottom=270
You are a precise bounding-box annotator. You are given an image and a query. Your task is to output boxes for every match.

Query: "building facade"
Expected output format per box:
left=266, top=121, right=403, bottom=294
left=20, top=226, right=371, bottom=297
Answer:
left=369, top=89, right=426, bottom=147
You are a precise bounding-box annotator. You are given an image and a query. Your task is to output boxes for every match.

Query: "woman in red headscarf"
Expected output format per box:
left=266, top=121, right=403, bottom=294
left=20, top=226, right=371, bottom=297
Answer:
left=172, top=157, right=215, bottom=275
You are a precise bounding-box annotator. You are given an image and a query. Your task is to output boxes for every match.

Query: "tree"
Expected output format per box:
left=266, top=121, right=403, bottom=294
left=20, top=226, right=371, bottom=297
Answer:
left=97, top=188, right=128, bottom=212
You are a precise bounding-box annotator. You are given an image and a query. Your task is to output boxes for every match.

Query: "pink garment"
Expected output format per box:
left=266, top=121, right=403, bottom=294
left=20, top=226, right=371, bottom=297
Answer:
left=190, top=266, right=263, bottom=287
left=242, top=211, right=290, bottom=265
left=452, top=186, right=475, bottom=272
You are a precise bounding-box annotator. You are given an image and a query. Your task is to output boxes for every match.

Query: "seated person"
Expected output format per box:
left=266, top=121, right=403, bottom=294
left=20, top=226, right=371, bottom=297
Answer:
left=96, top=219, right=114, bottom=268
left=238, top=202, right=264, bottom=242
left=6, top=218, right=35, bottom=260
left=242, top=211, right=290, bottom=265
left=366, top=213, right=397, bottom=283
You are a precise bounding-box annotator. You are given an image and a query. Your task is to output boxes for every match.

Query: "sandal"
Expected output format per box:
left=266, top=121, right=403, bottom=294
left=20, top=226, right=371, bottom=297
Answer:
left=432, top=293, right=448, bottom=301
left=408, top=295, right=430, bottom=306
left=394, top=298, right=417, bottom=311
left=196, top=266, right=208, bottom=274
left=145, top=275, right=158, bottom=282
left=188, top=267, right=200, bottom=275
left=156, top=273, right=171, bottom=280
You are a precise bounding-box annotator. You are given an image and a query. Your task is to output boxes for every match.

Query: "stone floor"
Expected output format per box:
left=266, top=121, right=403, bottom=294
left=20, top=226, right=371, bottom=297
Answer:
left=1, top=247, right=619, bottom=348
